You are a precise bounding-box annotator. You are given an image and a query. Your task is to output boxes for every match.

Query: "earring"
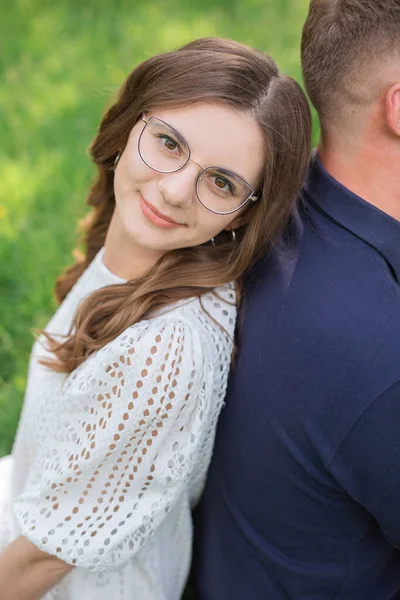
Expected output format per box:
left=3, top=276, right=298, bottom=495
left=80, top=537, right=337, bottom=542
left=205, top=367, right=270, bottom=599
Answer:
left=210, top=230, right=235, bottom=247
left=113, top=152, right=121, bottom=171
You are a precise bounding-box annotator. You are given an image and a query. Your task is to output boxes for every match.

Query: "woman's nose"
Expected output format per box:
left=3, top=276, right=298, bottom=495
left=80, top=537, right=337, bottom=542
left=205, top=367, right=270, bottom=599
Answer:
left=158, top=163, right=199, bottom=208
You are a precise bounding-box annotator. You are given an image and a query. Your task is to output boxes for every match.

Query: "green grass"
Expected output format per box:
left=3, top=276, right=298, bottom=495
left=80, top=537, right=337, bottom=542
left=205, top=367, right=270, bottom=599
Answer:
left=0, top=0, right=316, bottom=453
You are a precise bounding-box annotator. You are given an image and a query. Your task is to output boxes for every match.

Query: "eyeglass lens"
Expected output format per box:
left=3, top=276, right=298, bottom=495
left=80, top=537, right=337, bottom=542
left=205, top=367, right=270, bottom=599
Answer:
left=138, top=117, right=254, bottom=214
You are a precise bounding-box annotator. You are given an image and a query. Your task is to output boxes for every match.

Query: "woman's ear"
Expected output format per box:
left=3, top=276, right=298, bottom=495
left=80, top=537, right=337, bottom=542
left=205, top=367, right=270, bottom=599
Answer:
left=225, top=206, right=254, bottom=232
left=385, top=82, right=400, bottom=136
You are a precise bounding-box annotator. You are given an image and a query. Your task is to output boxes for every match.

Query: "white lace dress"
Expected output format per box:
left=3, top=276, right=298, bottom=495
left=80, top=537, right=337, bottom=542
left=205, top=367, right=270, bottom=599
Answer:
left=0, top=248, right=236, bottom=600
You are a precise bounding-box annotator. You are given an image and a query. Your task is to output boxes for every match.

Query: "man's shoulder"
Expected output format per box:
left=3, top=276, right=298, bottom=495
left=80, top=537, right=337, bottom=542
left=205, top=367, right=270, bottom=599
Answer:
left=235, top=206, right=400, bottom=463
left=249, top=200, right=400, bottom=325
left=242, top=201, right=400, bottom=389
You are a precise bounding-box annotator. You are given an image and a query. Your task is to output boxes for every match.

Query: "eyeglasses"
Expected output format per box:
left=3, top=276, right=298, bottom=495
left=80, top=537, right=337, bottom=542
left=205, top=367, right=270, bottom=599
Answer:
left=138, top=113, right=259, bottom=215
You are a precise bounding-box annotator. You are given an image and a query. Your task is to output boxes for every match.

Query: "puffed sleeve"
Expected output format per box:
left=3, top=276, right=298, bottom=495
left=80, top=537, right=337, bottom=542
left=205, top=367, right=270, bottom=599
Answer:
left=13, top=317, right=214, bottom=571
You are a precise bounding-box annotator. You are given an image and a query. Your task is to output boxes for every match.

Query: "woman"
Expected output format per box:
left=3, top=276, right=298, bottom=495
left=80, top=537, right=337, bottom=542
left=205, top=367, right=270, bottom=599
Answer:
left=0, top=38, right=311, bottom=599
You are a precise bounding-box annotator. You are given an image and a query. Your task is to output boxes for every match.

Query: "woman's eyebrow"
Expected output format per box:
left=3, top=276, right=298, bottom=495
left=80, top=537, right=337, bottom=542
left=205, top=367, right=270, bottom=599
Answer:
left=158, top=119, right=189, bottom=147
left=208, top=165, right=254, bottom=188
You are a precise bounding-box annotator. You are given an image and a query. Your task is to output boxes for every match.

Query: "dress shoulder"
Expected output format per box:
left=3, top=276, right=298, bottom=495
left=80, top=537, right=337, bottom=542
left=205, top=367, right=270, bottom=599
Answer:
left=14, top=315, right=217, bottom=571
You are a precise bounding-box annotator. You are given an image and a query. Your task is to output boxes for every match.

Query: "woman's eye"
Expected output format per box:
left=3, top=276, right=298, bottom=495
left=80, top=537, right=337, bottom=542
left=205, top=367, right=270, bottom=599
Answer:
left=211, top=174, right=234, bottom=194
left=215, top=176, right=228, bottom=189
left=161, top=135, right=179, bottom=152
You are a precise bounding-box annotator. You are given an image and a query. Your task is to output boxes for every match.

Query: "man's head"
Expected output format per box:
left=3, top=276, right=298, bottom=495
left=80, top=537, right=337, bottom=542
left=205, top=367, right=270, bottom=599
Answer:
left=301, top=0, right=400, bottom=139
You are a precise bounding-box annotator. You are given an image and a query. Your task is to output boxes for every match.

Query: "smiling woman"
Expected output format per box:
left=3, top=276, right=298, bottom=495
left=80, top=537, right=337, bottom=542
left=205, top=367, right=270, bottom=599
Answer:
left=0, top=37, right=311, bottom=600
left=108, top=103, right=265, bottom=279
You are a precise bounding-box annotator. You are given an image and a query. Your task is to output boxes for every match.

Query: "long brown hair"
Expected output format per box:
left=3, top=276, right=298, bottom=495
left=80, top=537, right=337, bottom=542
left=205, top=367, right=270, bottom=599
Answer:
left=41, top=37, right=311, bottom=373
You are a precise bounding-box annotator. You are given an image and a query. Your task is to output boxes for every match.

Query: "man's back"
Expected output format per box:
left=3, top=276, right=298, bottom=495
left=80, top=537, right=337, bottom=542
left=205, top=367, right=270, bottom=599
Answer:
left=193, top=155, right=400, bottom=599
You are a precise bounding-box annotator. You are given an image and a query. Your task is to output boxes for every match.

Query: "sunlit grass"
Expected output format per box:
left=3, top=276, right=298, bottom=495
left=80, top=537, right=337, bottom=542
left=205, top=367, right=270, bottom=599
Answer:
left=0, top=0, right=315, bottom=452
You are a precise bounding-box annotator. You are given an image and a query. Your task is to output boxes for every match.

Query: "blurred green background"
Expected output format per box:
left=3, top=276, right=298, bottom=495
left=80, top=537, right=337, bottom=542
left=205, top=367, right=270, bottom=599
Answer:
left=0, top=0, right=317, bottom=456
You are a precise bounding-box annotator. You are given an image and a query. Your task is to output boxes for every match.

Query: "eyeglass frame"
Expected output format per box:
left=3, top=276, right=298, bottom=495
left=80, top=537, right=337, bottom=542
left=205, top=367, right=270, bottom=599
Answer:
left=137, top=113, right=259, bottom=216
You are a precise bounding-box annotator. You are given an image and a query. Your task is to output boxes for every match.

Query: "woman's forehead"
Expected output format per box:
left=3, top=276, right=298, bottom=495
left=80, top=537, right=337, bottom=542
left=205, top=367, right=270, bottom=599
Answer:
left=145, top=103, right=265, bottom=180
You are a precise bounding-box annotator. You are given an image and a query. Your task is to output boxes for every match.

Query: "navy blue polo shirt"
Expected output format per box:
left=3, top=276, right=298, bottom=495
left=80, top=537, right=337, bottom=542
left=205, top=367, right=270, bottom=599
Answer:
left=193, top=154, right=400, bottom=599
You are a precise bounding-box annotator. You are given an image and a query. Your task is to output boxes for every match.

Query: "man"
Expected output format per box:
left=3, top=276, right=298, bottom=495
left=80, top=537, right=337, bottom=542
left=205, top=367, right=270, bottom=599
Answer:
left=193, top=1, right=400, bottom=598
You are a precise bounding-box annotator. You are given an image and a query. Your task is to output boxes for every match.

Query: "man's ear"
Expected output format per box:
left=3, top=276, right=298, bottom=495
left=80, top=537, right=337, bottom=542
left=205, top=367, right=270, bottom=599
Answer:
left=385, top=82, right=400, bottom=136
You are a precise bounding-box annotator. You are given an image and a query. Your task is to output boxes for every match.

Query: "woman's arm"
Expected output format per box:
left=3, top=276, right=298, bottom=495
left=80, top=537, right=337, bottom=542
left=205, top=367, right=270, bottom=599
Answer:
left=13, top=318, right=215, bottom=573
left=0, top=535, right=73, bottom=600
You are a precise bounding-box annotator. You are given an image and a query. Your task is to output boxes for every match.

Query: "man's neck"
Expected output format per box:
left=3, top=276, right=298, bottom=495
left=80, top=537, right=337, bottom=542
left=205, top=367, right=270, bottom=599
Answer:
left=317, top=137, right=400, bottom=222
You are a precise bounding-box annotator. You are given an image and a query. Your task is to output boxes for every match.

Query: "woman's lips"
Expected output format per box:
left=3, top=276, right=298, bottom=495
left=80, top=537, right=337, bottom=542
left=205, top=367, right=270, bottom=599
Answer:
left=139, top=195, right=183, bottom=229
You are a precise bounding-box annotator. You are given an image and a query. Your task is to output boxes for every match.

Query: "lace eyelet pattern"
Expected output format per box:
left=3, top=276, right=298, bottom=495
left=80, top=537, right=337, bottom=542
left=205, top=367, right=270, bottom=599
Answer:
left=2, top=250, right=236, bottom=600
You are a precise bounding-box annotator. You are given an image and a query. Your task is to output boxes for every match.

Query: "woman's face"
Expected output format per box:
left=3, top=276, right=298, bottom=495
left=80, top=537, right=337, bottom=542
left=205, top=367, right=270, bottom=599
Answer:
left=113, top=103, right=265, bottom=257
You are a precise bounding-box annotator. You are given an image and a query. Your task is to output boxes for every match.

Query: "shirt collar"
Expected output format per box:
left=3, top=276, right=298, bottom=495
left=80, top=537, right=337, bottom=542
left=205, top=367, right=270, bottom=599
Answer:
left=303, top=151, right=400, bottom=282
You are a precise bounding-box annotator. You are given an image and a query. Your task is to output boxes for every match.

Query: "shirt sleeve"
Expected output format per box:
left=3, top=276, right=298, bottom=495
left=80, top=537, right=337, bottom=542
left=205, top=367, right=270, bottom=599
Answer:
left=13, top=317, right=214, bottom=571
left=327, top=380, right=400, bottom=548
